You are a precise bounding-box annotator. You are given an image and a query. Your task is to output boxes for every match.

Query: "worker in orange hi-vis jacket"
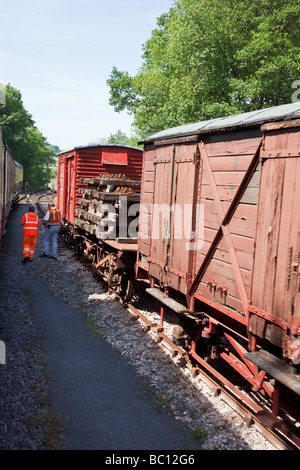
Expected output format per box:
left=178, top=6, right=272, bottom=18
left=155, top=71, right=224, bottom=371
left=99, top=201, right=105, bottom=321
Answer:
left=21, top=205, right=40, bottom=263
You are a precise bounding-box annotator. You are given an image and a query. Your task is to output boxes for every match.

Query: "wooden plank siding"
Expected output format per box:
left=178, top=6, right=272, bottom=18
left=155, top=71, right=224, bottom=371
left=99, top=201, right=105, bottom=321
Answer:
left=138, top=147, right=155, bottom=258
left=194, top=131, right=262, bottom=314
left=137, top=105, right=300, bottom=359
left=138, top=130, right=263, bottom=311
left=251, top=126, right=300, bottom=345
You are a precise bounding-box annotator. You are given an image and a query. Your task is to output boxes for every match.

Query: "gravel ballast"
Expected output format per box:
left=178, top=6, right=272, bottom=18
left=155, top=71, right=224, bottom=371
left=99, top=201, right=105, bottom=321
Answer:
left=0, top=202, right=276, bottom=450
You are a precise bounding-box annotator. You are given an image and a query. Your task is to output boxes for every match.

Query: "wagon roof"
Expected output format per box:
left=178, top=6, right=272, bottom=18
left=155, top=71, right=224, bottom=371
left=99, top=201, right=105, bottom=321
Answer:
left=140, top=102, right=300, bottom=144
left=58, top=144, right=142, bottom=155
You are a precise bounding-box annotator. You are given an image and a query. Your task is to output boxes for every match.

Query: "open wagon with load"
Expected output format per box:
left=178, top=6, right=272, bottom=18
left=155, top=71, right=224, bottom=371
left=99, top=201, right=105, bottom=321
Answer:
left=57, top=145, right=143, bottom=300
left=74, top=173, right=141, bottom=301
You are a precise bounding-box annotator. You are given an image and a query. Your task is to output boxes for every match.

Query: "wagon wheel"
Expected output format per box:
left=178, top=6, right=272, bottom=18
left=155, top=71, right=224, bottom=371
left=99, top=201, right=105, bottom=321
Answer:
left=74, top=241, right=84, bottom=258
left=66, top=225, right=75, bottom=246
left=120, top=269, right=135, bottom=303
left=93, top=246, right=102, bottom=268
left=107, top=255, right=119, bottom=292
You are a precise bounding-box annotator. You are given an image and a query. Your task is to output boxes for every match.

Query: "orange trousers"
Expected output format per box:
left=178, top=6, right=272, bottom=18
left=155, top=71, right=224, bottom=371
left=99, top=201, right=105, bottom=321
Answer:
left=23, top=235, right=38, bottom=260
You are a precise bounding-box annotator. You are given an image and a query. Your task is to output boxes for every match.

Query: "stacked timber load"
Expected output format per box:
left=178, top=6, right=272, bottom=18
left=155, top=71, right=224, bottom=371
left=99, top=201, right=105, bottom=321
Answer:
left=75, top=174, right=141, bottom=242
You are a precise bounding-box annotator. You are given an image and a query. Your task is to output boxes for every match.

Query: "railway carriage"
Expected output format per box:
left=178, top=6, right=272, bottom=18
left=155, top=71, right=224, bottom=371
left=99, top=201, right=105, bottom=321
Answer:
left=136, top=102, right=300, bottom=417
left=0, top=124, right=23, bottom=243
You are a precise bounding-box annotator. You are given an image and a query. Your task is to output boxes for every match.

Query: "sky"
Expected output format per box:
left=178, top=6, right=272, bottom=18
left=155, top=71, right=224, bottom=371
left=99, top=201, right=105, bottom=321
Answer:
left=0, top=0, right=175, bottom=151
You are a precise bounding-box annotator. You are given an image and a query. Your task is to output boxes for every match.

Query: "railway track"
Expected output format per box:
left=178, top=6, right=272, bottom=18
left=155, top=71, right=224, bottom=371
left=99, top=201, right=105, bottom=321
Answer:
left=30, top=191, right=57, bottom=215
left=26, top=190, right=300, bottom=450
left=124, top=300, right=300, bottom=450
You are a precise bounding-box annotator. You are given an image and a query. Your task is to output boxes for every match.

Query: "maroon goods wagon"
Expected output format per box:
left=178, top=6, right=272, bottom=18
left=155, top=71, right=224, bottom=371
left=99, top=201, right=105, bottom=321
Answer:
left=137, top=103, right=300, bottom=420
left=57, top=145, right=143, bottom=226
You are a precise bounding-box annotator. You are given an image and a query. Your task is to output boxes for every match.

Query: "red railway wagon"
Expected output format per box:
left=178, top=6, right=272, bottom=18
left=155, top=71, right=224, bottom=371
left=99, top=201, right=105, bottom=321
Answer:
left=57, top=144, right=143, bottom=225
left=137, top=102, right=300, bottom=414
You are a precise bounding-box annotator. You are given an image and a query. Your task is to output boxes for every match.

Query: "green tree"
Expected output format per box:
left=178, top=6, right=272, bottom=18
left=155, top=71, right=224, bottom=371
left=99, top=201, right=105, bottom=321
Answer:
left=107, top=0, right=300, bottom=136
left=90, top=129, right=142, bottom=148
left=48, top=144, right=61, bottom=158
left=0, top=84, right=56, bottom=187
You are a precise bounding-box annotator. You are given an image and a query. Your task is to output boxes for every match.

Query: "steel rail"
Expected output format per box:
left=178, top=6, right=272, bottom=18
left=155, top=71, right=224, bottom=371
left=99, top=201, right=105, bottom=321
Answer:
left=30, top=193, right=47, bottom=216
left=30, top=191, right=56, bottom=216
